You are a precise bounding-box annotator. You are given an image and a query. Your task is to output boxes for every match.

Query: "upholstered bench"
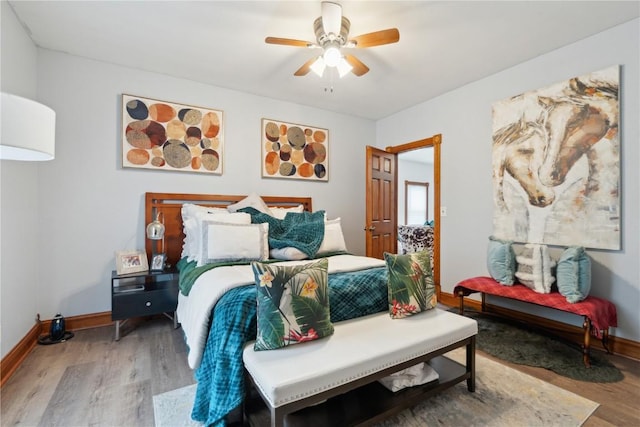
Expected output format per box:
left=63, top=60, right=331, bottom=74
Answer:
left=242, top=309, right=478, bottom=427
left=454, top=276, right=617, bottom=368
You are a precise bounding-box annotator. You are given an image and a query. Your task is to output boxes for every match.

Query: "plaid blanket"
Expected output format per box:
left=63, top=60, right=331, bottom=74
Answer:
left=239, top=207, right=326, bottom=257
left=191, top=266, right=388, bottom=426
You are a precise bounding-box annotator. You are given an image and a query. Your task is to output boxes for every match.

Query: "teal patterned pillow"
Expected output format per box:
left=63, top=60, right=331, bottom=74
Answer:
left=252, top=258, right=334, bottom=350
left=384, top=250, right=437, bottom=319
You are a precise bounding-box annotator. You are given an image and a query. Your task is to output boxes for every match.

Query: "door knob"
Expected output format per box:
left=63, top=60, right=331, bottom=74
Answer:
left=364, top=226, right=376, bottom=231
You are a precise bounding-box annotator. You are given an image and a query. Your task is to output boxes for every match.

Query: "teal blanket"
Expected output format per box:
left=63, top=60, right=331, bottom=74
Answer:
left=238, top=207, right=325, bottom=257
left=190, top=264, right=389, bottom=426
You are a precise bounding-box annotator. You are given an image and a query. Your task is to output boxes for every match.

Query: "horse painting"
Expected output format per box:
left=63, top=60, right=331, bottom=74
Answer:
left=492, top=66, right=620, bottom=250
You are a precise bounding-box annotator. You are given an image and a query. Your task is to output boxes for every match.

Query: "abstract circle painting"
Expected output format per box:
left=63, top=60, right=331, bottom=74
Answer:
left=122, top=94, right=224, bottom=175
left=261, top=118, right=328, bottom=181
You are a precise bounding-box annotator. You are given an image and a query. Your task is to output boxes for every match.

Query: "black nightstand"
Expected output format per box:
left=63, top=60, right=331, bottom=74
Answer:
left=111, top=268, right=179, bottom=340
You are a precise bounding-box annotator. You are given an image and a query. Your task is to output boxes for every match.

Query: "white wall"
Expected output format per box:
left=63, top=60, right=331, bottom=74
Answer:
left=0, top=1, right=41, bottom=359
left=30, top=49, right=374, bottom=324
left=377, top=19, right=640, bottom=342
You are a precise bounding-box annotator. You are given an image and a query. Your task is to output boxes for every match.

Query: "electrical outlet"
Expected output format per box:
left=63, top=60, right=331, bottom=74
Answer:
left=441, top=207, right=448, bottom=217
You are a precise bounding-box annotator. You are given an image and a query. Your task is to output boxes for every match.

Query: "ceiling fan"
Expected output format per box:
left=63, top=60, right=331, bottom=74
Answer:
left=265, top=1, right=399, bottom=78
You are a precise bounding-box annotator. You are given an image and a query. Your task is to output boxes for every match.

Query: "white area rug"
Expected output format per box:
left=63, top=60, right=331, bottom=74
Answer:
left=153, top=384, right=201, bottom=427
left=153, top=350, right=598, bottom=427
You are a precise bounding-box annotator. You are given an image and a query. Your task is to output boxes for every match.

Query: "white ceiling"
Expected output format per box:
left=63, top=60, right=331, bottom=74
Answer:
left=8, top=1, right=639, bottom=120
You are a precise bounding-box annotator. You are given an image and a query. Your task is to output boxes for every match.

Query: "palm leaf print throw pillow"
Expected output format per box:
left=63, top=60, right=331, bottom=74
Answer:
left=384, top=250, right=436, bottom=319
left=252, top=258, right=334, bottom=350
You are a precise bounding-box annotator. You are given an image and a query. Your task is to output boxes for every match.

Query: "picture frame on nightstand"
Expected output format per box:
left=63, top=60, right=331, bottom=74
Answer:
left=150, top=253, right=166, bottom=271
left=115, top=250, right=148, bottom=275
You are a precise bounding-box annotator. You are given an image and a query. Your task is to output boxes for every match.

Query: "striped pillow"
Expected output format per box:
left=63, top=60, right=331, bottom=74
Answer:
left=515, top=244, right=556, bottom=293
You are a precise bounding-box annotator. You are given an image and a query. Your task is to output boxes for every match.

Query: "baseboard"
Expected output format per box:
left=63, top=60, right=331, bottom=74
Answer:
left=1, top=311, right=113, bottom=387
left=446, top=291, right=640, bottom=361
left=0, top=322, right=41, bottom=387
left=37, top=311, right=113, bottom=335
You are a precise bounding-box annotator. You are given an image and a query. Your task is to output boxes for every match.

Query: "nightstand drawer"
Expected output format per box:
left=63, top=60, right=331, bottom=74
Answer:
left=112, top=286, right=178, bottom=320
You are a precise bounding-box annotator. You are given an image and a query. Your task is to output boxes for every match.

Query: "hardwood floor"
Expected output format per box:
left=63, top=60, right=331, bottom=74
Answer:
left=1, top=315, right=639, bottom=426
left=1, top=317, right=195, bottom=427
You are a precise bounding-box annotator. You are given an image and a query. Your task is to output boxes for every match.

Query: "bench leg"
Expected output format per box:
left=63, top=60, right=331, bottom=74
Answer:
left=601, top=329, right=612, bottom=354
left=272, top=408, right=284, bottom=427
left=582, top=317, right=592, bottom=368
left=466, top=335, right=476, bottom=392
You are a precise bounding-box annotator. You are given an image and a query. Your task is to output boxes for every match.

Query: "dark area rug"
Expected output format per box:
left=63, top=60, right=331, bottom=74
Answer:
left=457, top=308, right=623, bottom=383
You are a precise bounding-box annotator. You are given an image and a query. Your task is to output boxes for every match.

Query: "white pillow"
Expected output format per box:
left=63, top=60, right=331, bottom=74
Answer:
left=182, top=217, right=198, bottom=260
left=181, top=204, right=228, bottom=259
left=227, top=192, right=271, bottom=214
left=317, top=218, right=348, bottom=255
left=186, top=212, right=251, bottom=263
left=269, top=205, right=304, bottom=220
left=270, top=247, right=308, bottom=261
left=199, top=222, right=269, bottom=266
left=515, top=244, right=556, bottom=293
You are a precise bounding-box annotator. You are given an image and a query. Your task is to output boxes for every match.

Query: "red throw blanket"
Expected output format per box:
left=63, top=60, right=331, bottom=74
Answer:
left=454, top=276, right=617, bottom=339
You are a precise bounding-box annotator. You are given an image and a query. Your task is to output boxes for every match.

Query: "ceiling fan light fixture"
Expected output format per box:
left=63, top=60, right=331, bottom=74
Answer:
left=321, top=1, right=342, bottom=36
left=323, top=45, right=341, bottom=67
left=337, top=57, right=352, bottom=78
left=310, top=56, right=326, bottom=77
left=267, top=2, right=397, bottom=78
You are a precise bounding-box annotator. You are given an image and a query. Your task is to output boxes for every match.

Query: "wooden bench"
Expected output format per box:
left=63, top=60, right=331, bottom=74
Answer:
left=454, top=276, right=617, bottom=368
left=242, top=309, right=478, bottom=427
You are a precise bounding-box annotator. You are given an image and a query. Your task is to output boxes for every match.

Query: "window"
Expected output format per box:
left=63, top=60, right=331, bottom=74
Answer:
left=405, top=181, right=429, bottom=225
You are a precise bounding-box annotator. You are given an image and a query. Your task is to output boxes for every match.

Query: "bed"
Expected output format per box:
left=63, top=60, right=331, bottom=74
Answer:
left=145, top=192, right=395, bottom=425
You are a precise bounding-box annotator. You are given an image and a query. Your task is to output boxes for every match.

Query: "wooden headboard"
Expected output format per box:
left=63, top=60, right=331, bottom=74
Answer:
left=144, top=192, right=313, bottom=268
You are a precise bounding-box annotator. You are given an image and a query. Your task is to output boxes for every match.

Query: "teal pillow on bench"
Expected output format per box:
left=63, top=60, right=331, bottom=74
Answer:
left=487, top=236, right=516, bottom=285
left=556, top=246, right=591, bottom=303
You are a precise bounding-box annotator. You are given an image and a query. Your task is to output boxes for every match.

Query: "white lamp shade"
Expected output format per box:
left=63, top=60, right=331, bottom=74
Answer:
left=337, top=57, right=353, bottom=78
left=323, top=45, right=341, bottom=67
left=310, top=56, right=327, bottom=77
left=1, top=92, right=56, bottom=161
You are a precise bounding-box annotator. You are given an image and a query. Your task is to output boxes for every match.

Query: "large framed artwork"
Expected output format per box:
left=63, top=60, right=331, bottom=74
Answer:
left=492, top=66, right=620, bottom=250
left=122, top=94, right=223, bottom=174
left=261, top=118, right=328, bottom=181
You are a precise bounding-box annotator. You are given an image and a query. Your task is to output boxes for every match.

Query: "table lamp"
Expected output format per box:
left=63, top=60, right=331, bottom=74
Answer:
left=146, top=212, right=165, bottom=255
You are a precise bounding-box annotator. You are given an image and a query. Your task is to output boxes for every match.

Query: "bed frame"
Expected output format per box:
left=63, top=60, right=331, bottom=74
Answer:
left=144, top=192, right=312, bottom=268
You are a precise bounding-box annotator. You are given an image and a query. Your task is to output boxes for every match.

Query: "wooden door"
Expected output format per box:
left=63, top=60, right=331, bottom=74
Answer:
left=365, top=146, right=397, bottom=259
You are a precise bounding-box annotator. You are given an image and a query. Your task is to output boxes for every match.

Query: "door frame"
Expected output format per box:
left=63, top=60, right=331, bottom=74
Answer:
left=386, top=134, right=442, bottom=295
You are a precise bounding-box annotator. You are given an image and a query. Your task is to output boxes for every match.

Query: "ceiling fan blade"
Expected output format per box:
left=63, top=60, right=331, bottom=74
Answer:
left=294, top=57, right=319, bottom=76
left=344, top=54, right=369, bottom=77
left=265, top=37, right=314, bottom=48
left=350, top=28, right=400, bottom=48
left=321, top=1, right=342, bottom=35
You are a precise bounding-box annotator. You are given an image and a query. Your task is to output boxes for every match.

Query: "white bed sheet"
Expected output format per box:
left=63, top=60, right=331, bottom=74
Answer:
left=177, top=254, right=386, bottom=369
